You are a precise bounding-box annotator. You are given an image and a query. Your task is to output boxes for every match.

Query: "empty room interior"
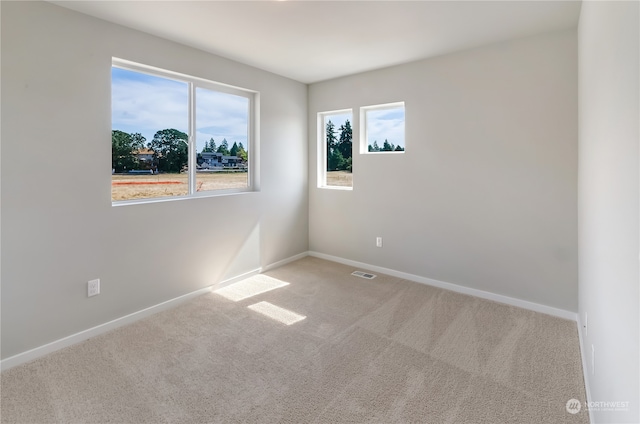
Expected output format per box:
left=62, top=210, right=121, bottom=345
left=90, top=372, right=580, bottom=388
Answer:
left=1, top=1, right=638, bottom=423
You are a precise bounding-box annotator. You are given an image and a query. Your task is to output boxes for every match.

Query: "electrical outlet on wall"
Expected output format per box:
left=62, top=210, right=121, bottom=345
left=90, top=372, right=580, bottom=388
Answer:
left=88, top=279, right=100, bottom=297
left=376, top=237, right=383, bottom=248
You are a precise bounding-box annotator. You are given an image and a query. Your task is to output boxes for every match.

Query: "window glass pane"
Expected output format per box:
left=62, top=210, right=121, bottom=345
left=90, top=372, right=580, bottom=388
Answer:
left=366, top=105, right=405, bottom=152
left=196, top=88, right=249, bottom=192
left=323, top=112, right=353, bottom=188
left=111, top=67, right=189, bottom=201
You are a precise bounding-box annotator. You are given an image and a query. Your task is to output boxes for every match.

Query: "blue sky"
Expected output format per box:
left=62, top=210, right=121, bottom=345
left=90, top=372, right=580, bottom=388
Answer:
left=324, top=108, right=405, bottom=150
left=325, top=112, right=351, bottom=136
left=195, top=87, right=248, bottom=152
left=366, top=107, right=405, bottom=149
left=112, top=67, right=402, bottom=154
left=112, top=67, right=249, bottom=152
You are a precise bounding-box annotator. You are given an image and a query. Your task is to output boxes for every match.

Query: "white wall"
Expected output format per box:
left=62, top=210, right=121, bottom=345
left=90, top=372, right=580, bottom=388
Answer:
left=0, top=1, right=308, bottom=359
left=578, top=1, right=640, bottom=423
left=309, top=30, right=578, bottom=312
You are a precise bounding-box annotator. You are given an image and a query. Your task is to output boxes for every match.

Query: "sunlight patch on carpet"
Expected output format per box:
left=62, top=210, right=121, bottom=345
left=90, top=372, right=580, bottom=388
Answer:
left=248, top=301, right=306, bottom=325
left=214, top=275, right=289, bottom=302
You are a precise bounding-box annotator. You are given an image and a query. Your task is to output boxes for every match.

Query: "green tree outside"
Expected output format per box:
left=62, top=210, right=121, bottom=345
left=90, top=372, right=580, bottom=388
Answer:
left=202, top=138, right=216, bottom=153
left=328, top=150, right=346, bottom=171
left=148, top=129, right=188, bottom=173
left=326, top=119, right=354, bottom=172
left=237, top=142, right=248, bottom=162
left=112, top=130, right=145, bottom=172
left=114, top=129, right=255, bottom=174
left=337, top=120, right=353, bottom=173
left=325, top=120, right=337, bottom=171
left=367, top=140, right=404, bottom=152
left=382, top=139, right=394, bottom=151
left=217, top=139, right=230, bottom=155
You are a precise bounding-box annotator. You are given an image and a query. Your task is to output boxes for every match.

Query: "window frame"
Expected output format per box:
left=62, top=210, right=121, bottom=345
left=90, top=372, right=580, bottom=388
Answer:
left=360, top=102, right=405, bottom=154
left=317, top=109, right=353, bottom=190
left=111, top=58, right=259, bottom=206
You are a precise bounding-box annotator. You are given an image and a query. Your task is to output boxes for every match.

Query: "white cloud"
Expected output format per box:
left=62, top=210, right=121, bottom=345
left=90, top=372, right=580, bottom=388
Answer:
left=112, top=69, right=188, bottom=143
left=366, top=107, right=405, bottom=148
left=195, top=88, right=249, bottom=151
left=112, top=69, right=250, bottom=152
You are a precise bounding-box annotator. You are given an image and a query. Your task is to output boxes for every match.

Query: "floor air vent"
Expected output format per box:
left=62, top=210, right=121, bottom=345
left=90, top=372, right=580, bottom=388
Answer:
left=351, top=271, right=377, bottom=280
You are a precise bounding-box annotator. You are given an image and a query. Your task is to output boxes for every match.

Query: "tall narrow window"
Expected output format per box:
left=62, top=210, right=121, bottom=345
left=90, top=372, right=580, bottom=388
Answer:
left=361, top=102, right=405, bottom=154
left=318, top=110, right=353, bottom=189
left=111, top=58, right=257, bottom=204
left=111, top=68, right=189, bottom=201
left=195, top=88, right=250, bottom=192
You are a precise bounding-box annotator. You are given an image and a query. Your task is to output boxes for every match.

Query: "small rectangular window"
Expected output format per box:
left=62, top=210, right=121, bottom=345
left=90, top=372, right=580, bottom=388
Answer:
left=318, top=110, right=353, bottom=189
left=361, top=102, right=405, bottom=153
left=111, top=58, right=257, bottom=204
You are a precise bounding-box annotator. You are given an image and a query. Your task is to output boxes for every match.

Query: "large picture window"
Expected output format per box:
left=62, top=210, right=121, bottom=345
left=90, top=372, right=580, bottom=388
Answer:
left=318, top=110, right=353, bottom=189
left=111, top=59, right=257, bottom=204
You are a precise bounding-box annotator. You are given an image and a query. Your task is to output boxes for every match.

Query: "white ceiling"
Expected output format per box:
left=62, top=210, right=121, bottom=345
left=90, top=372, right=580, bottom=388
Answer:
left=52, top=1, right=582, bottom=84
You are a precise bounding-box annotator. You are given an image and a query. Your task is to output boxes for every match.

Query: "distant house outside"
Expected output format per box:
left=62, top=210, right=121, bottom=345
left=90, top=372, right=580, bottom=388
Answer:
left=134, top=148, right=154, bottom=163
left=200, top=152, right=222, bottom=168
left=199, top=152, right=244, bottom=169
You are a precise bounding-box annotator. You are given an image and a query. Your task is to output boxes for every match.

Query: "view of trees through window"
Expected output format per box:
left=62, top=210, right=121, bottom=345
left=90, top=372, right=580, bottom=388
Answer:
left=323, top=112, right=353, bottom=188
left=111, top=63, right=251, bottom=202
left=365, top=105, right=405, bottom=153
left=195, top=87, right=249, bottom=193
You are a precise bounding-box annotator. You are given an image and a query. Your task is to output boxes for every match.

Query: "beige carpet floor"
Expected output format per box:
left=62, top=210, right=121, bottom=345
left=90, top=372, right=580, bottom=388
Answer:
left=1, top=257, right=588, bottom=423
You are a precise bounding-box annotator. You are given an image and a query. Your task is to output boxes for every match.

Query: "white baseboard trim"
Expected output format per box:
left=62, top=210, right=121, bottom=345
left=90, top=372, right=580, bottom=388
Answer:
left=0, top=284, right=212, bottom=372
left=576, top=315, right=594, bottom=424
left=0, top=252, right=309, bottom=371
left=0, top=254, right=302, bottom=372
left=262, top=251, right=310, bottom=272
left=211, top=268, right=262, bottom=291
left=1, top=250, right=577, bottom=372
left=308, top=251, right=578, bottom=321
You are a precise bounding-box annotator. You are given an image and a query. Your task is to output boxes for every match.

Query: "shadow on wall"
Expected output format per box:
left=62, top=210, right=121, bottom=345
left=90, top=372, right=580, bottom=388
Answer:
left=217, top=221, right=261, bottom=283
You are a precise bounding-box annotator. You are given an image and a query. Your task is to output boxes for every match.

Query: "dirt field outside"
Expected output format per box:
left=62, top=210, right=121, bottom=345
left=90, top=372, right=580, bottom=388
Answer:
left=326, top=171, right=353, bottom=187
left=113, top=170, right=351, bottom=201
left=112, top=172, right=248, bottom=201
